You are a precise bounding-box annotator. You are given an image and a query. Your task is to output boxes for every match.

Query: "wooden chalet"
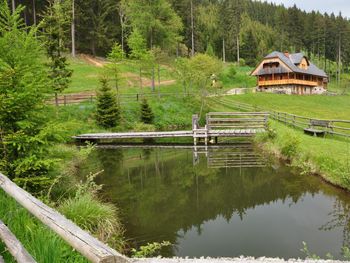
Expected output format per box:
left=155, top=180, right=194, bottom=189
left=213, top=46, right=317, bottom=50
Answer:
left=251, top=51, right=328, bottom=95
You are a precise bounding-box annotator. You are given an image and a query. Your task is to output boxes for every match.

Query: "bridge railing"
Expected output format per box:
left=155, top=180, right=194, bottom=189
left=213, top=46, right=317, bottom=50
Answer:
left=0, top=172, right=130, bottom=263
left=206, top=112, right=269, bottom=131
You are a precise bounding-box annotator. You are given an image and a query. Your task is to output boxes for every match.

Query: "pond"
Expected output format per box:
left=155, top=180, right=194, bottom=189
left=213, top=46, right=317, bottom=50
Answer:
left=80, top=143, right=350, bottom=259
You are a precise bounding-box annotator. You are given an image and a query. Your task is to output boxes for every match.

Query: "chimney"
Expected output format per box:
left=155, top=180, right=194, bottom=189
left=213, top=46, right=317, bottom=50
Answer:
left=284, top=51, right=290, bottom=57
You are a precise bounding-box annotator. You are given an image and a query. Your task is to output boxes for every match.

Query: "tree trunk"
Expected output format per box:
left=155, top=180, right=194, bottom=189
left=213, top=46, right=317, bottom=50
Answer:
left=55, top=92, right=59, bottom=107
left=190, top=0, right=195, bottom=57
left=222, top=38, right=226, bottom=63
left=91, top=40, right=96, bottom=56
left=32, top=0, right=36, bottom=25
left=139, top=68, right=143, bottom=90
left=11, top=0, right=15, bottom=13
left=24, top=9, right=27, bottom=26
left=157, top=64, right=161, bottom=98
left=157, top=64, right=161, bottom=88
left=151, top=66, right=155, bottom=92
left=71, top=0, right=76, bottom=57
left=118, top=6, right=125, bottom=55
left=237, top=35, right=240, bottom=64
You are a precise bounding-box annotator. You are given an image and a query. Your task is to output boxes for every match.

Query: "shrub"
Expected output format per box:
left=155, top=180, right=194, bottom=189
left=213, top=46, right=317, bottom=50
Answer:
left=281, top=135, right=300, bottom=159
left=228, top=65, right=237, bottom=78
left=95, top=77, right=120, bottom=128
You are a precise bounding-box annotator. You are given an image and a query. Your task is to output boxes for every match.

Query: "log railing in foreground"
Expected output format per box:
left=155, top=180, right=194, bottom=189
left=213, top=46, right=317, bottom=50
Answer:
left=0, top=172, right=130, bottom=263
left=213, top=97, right=350, bottom=138
left=0, top=220, right=36, bottom=263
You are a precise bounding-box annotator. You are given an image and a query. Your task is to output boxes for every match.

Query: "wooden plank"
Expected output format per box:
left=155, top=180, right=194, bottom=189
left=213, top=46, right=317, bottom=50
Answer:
left=0, top=220, right=36, bottom=263
left=0, top=173, right=130, bottom=263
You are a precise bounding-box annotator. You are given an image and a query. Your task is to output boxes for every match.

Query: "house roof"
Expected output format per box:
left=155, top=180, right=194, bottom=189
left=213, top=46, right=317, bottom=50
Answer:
left=253, top=51, right=328, bottom=78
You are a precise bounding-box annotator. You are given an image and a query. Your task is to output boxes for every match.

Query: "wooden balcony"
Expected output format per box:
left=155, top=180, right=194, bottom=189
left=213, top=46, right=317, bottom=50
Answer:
left=258, top=79, right=319, bottom=87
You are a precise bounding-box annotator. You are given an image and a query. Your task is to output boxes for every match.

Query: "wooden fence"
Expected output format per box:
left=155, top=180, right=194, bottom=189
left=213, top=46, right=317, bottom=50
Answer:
left=53, top=92, right=195, bottom=106
left=212, top=97, right=350, bottom=138
left=0, top=172, right=130, bottom=263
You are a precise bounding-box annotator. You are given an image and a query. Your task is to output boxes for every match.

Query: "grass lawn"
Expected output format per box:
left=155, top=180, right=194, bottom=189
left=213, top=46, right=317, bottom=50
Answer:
left=65, top=56, right=177, bottom=94
left=215, top=93, right=350, bottom=120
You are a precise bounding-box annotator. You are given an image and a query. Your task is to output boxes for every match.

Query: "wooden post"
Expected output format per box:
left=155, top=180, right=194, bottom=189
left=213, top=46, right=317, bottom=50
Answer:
left=0, top=173, right=130, bottom=263
left=0, top=220, right=36, bottom=263
left=192, top=114, right=198, bottom=145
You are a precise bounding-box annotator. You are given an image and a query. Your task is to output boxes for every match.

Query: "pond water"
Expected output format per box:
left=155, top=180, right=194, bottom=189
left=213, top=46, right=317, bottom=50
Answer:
left=80, top=144, right=350, bottom=259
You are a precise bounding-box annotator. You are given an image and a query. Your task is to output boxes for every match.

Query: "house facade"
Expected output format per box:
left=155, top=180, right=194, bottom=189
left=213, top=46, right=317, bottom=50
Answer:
left=251, top=51, right=328, bottom=95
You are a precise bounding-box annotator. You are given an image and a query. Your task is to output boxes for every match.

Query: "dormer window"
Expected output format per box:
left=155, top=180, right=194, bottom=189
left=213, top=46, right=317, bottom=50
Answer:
left=298, top=57, right=309, bottom=70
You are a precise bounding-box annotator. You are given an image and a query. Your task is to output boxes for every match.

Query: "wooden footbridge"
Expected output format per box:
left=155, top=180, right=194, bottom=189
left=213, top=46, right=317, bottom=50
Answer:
left=74, top=112, right=269, bottom=145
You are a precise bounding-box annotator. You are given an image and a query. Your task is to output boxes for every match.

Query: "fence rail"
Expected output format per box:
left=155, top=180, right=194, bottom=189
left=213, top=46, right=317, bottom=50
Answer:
left=212, top=97, right=350, bottom=138
left=0, top=173, right=130, bottom=263
left=52, top=92, right=195, bottom=106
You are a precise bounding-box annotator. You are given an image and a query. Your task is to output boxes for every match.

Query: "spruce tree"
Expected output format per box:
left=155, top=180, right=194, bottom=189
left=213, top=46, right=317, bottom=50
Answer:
left=42, top=0, right=72, bottom=106
left=96, top=77, right=120, bottom=128
left=140, top=99, right=154, bottom=124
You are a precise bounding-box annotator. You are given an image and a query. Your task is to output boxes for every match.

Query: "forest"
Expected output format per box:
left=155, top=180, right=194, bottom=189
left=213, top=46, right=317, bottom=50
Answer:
left=8, top=0, right=350, bottom=73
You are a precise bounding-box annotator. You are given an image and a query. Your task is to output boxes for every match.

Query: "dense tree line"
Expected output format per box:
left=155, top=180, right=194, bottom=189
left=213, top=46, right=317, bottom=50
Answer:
left=7, top=0, right=350, bottom=71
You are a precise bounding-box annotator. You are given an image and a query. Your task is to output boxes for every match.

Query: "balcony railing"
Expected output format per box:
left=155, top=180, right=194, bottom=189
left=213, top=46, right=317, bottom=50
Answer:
left=258, top=79, right=319, bottom=87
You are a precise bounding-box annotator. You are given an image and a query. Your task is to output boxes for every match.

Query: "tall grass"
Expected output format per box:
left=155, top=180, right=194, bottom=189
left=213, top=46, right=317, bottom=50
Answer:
left=0, top=190, right=87, bottom=263
left=59, top=193, right=124, bottom=250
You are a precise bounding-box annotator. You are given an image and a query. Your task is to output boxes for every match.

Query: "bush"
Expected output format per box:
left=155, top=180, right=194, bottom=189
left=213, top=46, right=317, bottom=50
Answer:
left=281, top=135, right=300, bottom=159
left=228, top=65, right=237, bottom=78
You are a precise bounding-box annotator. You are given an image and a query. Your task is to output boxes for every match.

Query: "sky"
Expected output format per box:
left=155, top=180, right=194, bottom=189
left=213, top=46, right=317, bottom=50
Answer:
left=257, top=0, right=350, bottom=18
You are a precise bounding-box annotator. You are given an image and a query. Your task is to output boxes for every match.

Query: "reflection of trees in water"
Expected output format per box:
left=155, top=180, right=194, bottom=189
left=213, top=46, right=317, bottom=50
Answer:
left=83, top=146, right=332, bottom=256
left=320, top=199, right=350, bottom=248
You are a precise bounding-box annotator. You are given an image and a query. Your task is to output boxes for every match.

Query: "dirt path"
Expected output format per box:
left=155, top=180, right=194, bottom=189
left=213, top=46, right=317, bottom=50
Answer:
left=79, top=54, right=106, bottom=67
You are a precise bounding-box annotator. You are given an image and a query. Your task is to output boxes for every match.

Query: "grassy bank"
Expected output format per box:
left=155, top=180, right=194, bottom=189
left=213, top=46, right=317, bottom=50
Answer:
left=256, top=121, right=350, bottom=190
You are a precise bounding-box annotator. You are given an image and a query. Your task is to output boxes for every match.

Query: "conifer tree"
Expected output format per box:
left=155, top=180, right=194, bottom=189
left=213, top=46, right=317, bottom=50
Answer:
left=96, top=77, right=120, bottom=128
left=0, top=1, right=57, bottom=178
left=42, top=0, right=72, bottom=106
left=140, top=99, right=154, bottom=124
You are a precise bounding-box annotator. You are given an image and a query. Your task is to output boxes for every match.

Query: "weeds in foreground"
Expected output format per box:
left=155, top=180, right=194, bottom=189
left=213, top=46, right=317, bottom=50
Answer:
left=131, top=241, right=172, bottom=258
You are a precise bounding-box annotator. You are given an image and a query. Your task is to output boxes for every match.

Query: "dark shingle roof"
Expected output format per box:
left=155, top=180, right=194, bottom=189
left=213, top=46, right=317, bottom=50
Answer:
left=263, top=51, right=327, bottom=78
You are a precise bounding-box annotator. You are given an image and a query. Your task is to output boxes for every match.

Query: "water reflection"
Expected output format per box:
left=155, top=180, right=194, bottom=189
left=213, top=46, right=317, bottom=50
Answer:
left=193, top=144, right=266, bottom=168
left=79, top=144, right=350, bottom=259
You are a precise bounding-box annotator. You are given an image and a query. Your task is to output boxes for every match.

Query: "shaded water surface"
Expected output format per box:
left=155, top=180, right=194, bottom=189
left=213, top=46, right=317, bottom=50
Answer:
left=80, top=144, right=350, bottom=259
